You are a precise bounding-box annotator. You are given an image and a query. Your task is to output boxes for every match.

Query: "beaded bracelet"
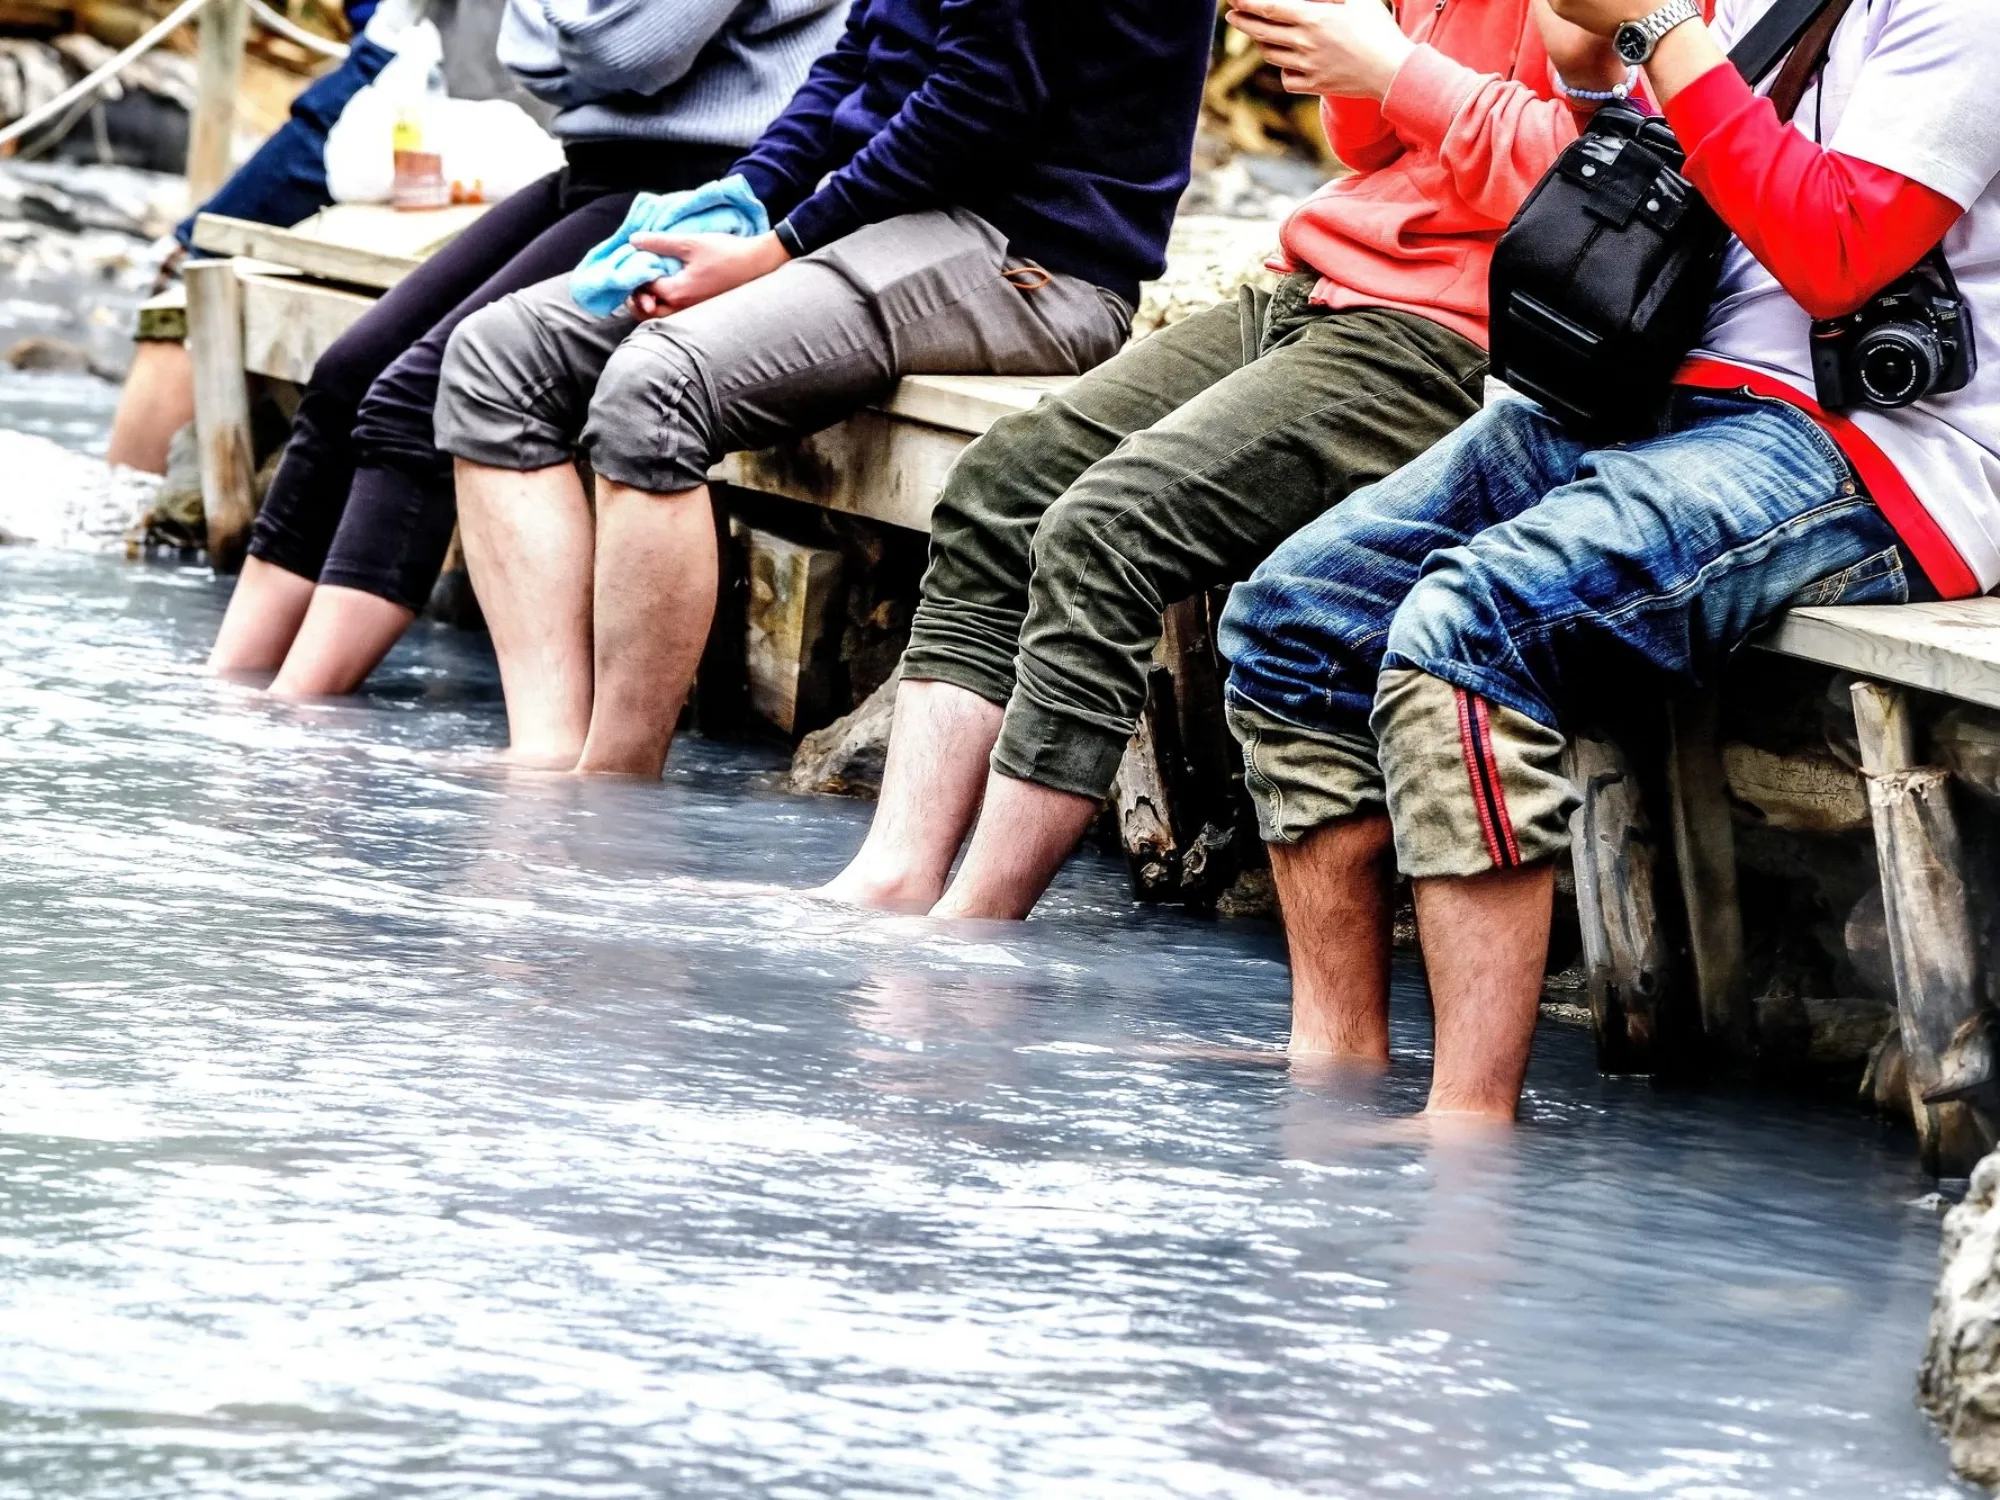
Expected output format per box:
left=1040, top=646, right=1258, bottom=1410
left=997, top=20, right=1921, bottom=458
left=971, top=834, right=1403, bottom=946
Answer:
left=1551, top=65, right=1639, bottom=103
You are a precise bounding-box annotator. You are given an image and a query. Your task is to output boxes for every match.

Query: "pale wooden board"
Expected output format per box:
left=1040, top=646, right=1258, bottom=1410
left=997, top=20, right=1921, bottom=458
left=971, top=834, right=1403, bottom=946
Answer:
left=293, top=202, right=493, bottom=257
left=879, top=374, right=1073, bottom=436
left=736, top=523, right=843, bottom=735
left=712, top=411, right=973, bottom=533
left=239, top=271, right=374, bottom=383
left=184, top=260, right=254, bottom=568
left=192, top=202, right=489, bottom=290
left=1759, top=600, right=2000, bottom=710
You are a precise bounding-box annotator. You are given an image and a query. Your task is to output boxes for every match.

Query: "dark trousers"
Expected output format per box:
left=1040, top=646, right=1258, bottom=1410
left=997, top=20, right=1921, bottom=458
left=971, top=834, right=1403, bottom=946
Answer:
left=901, top=275, right=1488, bottom=801
left=247, top=140, right=738, bottom=611
left=173, top=34, right=394, bottom=253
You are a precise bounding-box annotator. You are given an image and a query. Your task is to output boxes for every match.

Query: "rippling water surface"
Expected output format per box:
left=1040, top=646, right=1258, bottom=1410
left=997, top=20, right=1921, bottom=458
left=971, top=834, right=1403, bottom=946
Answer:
left=0, top=548, right=1972, bottom=1498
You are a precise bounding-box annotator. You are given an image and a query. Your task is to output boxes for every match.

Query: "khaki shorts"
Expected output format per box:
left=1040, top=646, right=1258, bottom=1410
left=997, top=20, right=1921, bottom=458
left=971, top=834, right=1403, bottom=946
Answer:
left=434, top=207, right=1133, bottom=495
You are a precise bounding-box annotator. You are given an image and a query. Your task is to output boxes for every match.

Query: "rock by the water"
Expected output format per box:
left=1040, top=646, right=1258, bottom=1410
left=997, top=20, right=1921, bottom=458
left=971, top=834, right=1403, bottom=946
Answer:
left=5, top=333, right=94, bottom=374
left=1923, top=1150, right=2000, bottom=1486
left=789, top=667, right=900, bottom=799
left=0, top=428, right=156, bottom=549
left=144, top=422, right=204, bottom=548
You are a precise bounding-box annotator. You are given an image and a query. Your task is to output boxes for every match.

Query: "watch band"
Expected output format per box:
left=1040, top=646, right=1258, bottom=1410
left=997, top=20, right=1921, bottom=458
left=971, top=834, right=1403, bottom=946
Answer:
left=1615, top=0, right=1702, bottom=64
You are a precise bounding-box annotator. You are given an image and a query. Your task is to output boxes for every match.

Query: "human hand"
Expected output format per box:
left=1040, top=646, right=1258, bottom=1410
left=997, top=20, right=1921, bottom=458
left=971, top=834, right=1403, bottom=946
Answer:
left=1533, top=0, right=1627, bottom=93
left=627, top=230, right=790, bottom=319
left=1546, top=0, right=1656, bottom=39
left=1225, top=0, right=1415, bottom=102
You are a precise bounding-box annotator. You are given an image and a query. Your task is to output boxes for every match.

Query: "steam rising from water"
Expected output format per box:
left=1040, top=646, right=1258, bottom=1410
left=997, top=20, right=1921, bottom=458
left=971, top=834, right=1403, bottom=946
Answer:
left=0, top=550, right=1971, bottom=1498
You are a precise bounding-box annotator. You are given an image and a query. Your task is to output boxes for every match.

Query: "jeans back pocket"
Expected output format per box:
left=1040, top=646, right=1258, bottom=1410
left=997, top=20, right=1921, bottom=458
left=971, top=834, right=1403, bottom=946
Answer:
left=1787, top=545, right=1911, bottom=609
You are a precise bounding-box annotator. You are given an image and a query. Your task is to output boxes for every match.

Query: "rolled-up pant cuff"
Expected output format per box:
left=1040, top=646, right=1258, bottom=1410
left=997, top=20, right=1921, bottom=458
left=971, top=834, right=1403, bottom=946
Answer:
left=433, top=402, right=575, bottom=476
left=899, top=648, right=1015, bottom=712
left=1373, top=667, right=1575, bottom=879
left=1224, top=693, right=1384, bottom=845
left=989, top=690, right=1132, bottom=802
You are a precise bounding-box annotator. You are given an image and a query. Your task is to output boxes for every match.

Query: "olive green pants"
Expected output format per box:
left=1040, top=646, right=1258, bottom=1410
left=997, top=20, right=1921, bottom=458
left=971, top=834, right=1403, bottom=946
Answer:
left=901, top=274, right=1489, bottom=800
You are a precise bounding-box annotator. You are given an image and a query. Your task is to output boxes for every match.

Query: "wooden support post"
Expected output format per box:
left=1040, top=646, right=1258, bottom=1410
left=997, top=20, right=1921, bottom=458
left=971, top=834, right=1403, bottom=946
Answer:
left=187, top=0, right=247, bottom=208
left=1852, top=679, right=1995, bottom=1176
left=1105, top=596, right=1249, bottom=908
left=1111, top=665, right=1181, bottom=903
left=1566, top=733, right=1674, bottom=1073
left=739, top=521, right=843, bottom=736
left=183, top=259, right=255, bottom=574
left=1666, top=693, right=1752, bottom=1063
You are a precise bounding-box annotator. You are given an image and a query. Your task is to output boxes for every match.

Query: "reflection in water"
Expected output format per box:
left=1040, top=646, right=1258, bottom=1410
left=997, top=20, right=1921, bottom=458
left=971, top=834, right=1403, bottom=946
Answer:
left=0, top=550, right=1970, bottom=1497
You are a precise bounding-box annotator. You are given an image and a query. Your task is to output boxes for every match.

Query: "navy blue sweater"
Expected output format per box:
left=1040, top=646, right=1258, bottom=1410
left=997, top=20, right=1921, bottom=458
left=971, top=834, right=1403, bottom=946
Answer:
left=731, top=0, right=1215, bottom=308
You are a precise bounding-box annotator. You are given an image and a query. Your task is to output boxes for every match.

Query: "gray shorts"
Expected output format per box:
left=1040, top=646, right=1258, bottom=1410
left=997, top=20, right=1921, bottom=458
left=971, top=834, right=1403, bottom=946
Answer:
left=433, top=207, right=1135, bottom=494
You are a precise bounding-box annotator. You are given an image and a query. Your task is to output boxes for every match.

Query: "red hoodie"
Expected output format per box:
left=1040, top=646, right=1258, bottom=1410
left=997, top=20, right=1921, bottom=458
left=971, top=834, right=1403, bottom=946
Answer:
left=1272, top=0, right=1583, bottom=350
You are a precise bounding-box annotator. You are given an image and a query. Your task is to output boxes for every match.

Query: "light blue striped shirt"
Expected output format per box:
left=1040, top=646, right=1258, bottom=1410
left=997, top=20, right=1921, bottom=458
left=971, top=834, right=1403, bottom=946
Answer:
left=498, top=0, right=848, bottom=146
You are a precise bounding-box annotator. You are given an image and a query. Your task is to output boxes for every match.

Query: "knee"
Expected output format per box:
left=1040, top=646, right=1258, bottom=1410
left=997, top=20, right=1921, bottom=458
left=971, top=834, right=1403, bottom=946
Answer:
left=1371, top=666, right=1574, bottom=878
left=582, top=332, right=716, bottom=488
left=1384, top=536, right=1552, bottom=685
left=1217, top=527, right=1376, bottom=719
left=304, top=326, right=390, bottom=408
left=1027, top=486, right=1127, bottom=583
left=438, top=298, right=522, bottom=408
left=930, top=413, right=1043, bottom=536
left=352, top=345, right=440, bottom=451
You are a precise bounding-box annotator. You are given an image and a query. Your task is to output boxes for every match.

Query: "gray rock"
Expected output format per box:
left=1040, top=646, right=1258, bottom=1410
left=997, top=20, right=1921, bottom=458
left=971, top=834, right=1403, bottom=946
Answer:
left=5, top=334, right=92, bottom=373
left=1922, top=1150, right=2000, bottom=1486
left=147, top=421, right=204, bottom=548
left=788, top=666, right=900, bottom=799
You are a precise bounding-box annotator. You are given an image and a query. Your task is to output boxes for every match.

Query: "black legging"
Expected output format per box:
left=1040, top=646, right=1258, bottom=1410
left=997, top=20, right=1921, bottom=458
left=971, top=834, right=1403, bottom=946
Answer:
left=247, top=139, right=738, bottom=612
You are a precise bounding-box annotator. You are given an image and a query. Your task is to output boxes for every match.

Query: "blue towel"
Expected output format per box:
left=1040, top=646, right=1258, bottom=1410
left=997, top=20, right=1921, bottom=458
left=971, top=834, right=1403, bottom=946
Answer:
left=567, top=174, right=770, bottom=317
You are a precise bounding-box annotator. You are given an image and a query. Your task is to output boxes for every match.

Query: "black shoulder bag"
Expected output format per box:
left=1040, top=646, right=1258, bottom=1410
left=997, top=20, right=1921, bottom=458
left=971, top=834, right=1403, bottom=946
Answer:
left=1488, top=0, right=1856, bottom=438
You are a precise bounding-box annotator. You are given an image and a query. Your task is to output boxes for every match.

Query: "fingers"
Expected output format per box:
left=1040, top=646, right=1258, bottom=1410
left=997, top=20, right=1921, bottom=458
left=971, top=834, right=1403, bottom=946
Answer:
left=629, top=232, right=703, bottom=258
left=1225, top=9, right=1300, bottom=44
left=1237, top=0, right=1315, bottom=21
left=629, top=277, right=682, bottom=321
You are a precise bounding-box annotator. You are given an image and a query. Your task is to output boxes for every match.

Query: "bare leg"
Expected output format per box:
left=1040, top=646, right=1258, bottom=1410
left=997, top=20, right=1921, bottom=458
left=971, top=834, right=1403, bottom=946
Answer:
left=572, top=477, right=718, bottom=778
left=268, top=586, right=419, bottom=698
left=818, top=680, right=1005, bottom=911
left=106, top=341, right=194, bottom=475
left=930, top=770, right=1099, bottom=920
left=455, top=457, right=595, bottom=768
left=1266, top=815, right=1396, bottom=1066
left=1412, top=863, right=1554, bottom=1121
left=208, top=555, right=316, bottom=674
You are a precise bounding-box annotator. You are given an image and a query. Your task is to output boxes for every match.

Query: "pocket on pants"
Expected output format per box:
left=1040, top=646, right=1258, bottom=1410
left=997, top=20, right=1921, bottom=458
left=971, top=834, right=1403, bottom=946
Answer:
left=1787, top=545, right=1911, bottom=608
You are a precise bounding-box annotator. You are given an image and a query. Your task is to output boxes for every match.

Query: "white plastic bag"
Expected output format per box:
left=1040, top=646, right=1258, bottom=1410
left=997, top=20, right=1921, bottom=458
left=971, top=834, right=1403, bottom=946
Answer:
left=434, top=98, right=565, bottom=203
left=324, top=19, right=443, bottom=204
left=324, top=23, right=562, bottom=206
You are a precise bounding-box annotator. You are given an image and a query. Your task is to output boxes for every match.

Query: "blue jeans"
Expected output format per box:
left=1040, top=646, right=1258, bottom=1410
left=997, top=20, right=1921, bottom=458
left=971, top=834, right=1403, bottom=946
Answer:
left=173, top=35, right=394, bottom=252
left=1217, top=389, right=1923, bottom=874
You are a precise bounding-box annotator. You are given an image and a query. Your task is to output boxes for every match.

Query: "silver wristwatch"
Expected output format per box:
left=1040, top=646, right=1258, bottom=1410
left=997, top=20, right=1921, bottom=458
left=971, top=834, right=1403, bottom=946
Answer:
left=1613, top=0, right=1702, bottom=65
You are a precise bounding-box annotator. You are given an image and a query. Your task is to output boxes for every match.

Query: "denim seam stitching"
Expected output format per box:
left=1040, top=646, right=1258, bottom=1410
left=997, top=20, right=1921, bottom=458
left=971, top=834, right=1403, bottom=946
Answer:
left=1500, top=494, right=1882, bottom=648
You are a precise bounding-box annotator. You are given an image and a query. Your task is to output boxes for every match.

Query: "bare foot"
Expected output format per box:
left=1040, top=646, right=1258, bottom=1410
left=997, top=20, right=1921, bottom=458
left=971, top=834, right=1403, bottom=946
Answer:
left=497, top=743, right=582, bottom=773
left=813, top=864, right=944, bottom=914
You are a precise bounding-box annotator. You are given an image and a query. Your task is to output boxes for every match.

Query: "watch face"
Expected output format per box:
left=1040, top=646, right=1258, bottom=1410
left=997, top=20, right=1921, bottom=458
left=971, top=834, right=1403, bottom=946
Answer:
left=1614, top=22, right=1650, bottom=64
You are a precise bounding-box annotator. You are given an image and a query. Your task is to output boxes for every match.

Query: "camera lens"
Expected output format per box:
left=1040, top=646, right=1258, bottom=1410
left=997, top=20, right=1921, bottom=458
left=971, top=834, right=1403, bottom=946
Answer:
left=1855, top=322, right=1942, bottom=408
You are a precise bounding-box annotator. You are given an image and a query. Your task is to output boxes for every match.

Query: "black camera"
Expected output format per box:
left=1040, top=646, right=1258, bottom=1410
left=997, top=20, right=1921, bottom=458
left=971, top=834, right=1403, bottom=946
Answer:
left=1811, top=249, right=1977, bottom=411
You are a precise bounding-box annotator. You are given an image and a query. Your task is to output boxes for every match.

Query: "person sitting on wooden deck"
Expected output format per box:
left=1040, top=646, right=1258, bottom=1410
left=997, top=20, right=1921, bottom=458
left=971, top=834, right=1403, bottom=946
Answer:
left=1216, top=0, right=2000, bottom=1119
left=819, top=0, right=1626, bottom=918
left=204, top=0, right=849, bottom=697
left=439, top=0, right=1218, bottom=775
left=105, top=0, right=401, bottom=476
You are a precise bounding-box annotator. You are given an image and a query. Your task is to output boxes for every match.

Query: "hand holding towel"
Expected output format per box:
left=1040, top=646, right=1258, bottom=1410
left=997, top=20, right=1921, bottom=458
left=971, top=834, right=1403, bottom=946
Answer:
left=568, top=174, right=769, bottom=317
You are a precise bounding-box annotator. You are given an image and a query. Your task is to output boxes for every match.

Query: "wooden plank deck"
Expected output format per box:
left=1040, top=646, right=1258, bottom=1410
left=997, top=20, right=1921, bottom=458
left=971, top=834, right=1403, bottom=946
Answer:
left=1759, top=600, right=2000, bottom=708
left=192, top=204, right=493, bottom=291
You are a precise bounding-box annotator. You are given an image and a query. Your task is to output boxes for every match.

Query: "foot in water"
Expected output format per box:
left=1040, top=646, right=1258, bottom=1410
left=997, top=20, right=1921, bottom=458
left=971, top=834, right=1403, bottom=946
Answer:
left=811, top=864, right=945, bottom=914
